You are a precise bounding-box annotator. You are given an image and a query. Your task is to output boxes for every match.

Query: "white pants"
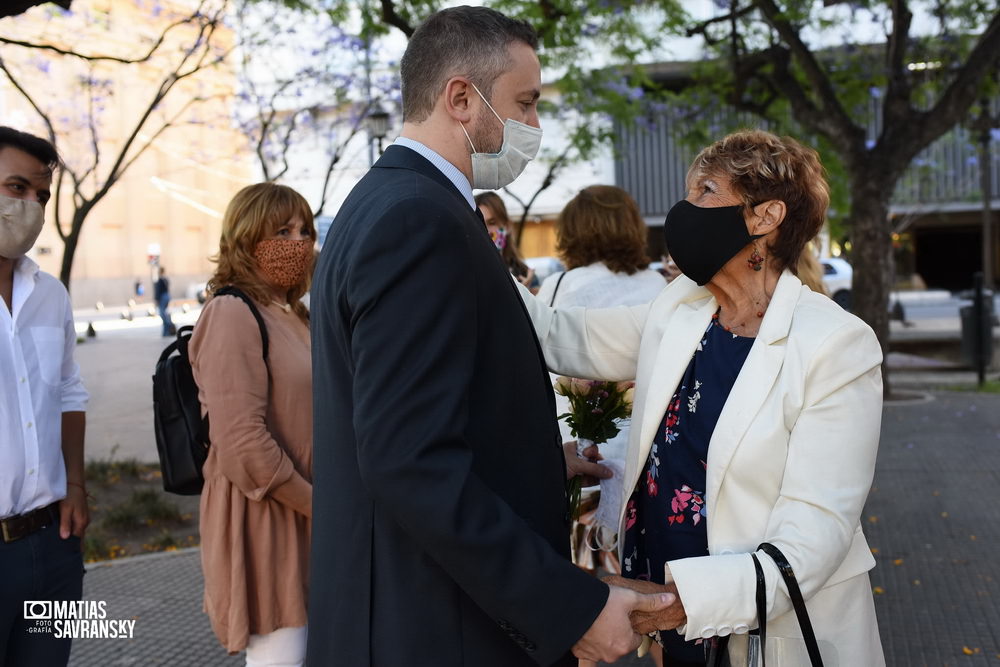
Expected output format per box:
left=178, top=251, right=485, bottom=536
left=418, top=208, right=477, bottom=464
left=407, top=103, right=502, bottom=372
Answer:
left=245, top=625, right=307, bottom=667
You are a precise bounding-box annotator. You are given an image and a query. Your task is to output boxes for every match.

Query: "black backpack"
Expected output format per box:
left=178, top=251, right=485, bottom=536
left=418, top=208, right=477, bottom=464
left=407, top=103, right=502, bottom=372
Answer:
left=152, top=286, right=269, bottom=495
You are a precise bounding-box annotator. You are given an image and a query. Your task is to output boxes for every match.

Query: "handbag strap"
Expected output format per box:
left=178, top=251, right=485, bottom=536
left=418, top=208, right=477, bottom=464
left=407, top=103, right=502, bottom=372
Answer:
left=199, top=286, right=271, bottom=444
left=549, top=271, right=567, bottom=307
left=214, top=285, right=270, bottom=360
left=757, top=542, right=824, bottom=667
left=751, top=552, right=767, bottom=667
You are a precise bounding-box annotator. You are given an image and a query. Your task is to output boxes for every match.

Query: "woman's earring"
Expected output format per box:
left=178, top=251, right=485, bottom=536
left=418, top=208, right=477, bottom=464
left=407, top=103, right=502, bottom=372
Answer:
left=748, top=244, right=764, bottom=272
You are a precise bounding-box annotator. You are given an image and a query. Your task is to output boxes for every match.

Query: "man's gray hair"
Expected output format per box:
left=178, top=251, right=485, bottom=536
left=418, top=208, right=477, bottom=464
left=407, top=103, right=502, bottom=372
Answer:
left=400, top=6, right=538, bottom=123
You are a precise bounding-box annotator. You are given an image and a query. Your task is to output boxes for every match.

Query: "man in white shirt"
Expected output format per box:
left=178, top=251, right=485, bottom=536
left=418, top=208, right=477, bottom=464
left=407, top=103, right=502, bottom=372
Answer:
left=0, top=126, right=89, bottom=666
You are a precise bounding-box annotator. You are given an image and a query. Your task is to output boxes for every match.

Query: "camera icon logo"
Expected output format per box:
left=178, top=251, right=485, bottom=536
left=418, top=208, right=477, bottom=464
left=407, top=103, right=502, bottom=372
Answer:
left=23, top=601, right=52, bottom=620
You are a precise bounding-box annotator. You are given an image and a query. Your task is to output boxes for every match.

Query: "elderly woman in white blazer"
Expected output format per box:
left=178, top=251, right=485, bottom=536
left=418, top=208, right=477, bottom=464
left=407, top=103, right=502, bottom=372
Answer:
left=520, top=130, right=885, bottom=667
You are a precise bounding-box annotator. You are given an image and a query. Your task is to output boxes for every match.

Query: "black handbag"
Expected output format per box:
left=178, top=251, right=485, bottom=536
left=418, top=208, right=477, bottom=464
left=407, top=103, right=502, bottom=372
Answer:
left=745, top=542, right=824, bottom=667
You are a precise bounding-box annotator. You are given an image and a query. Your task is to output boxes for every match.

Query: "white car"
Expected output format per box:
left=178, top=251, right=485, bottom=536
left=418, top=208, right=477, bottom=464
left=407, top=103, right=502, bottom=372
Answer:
left=821, top=257, right=852, bottom=310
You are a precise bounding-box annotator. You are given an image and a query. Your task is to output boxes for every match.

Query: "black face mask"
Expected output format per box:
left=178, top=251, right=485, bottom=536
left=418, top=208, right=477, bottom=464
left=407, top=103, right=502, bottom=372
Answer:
left=663, top=199, right=763, bottom=286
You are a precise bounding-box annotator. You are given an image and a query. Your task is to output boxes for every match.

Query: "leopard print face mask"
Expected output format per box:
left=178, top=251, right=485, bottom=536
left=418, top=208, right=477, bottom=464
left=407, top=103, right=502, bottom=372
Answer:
left=254, top=238, right=313, bottom=289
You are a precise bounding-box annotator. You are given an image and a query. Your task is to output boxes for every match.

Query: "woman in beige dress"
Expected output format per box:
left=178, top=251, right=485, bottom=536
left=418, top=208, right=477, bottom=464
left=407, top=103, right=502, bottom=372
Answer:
left=190, top=182, right=315, bottom=666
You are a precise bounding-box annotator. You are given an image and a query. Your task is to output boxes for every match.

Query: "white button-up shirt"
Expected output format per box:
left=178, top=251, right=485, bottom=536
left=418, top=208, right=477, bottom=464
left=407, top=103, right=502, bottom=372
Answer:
left=0, top=256, right=88, bottom=518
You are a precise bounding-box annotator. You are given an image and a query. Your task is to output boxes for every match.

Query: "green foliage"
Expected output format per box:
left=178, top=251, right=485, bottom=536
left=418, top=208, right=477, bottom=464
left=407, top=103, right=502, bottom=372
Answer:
left=256, top=0, right=996, bottom=243
left=102, top=489, right=183, bottom=531
left=84, top=447, right=145, bottom=486
left=554, top=377, right=634, bottom=444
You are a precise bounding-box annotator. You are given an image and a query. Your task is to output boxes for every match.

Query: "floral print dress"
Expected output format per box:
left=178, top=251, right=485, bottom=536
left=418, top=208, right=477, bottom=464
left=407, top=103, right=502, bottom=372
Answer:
left=622, top=317, right=753, bottom=663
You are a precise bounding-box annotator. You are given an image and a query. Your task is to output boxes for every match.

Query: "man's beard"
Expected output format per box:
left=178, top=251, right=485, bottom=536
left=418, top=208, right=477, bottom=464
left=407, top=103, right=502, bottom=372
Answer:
left=469, top=105, right=503, bottom=154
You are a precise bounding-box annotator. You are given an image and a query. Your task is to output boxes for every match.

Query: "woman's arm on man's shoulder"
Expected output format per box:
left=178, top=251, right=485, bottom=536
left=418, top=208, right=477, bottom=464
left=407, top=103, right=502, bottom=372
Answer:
left=516, top=280, right=649, bottom=381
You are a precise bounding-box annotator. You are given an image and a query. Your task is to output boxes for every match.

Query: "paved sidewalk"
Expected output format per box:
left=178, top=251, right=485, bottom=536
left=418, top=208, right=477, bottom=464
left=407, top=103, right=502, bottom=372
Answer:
left=66, top=389, right=1000, bottom=666
left=71, top=550, right=240, bottom=666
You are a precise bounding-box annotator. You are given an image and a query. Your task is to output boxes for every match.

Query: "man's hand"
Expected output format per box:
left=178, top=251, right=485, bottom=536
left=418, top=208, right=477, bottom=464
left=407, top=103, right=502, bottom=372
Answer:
left=572, top=584, right=675, bottom=663
left=602, top=575, right=687, bottom=634
left=60, top=410, right=88, bottom=539
left=563, top=440, right=612, bottom=485
left=59, top=484, right=90, bottom=539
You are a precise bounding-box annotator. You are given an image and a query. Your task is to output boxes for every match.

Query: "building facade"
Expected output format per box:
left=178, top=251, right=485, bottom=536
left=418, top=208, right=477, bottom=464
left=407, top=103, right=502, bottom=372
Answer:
left=0, top=0, right=253, bottom=308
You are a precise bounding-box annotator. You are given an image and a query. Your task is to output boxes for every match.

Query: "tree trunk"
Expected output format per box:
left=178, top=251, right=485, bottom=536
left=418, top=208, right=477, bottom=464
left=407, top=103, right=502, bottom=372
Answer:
left=58, top=210, right=86, bottom=292
left=846, top=178, right=894, bottom=397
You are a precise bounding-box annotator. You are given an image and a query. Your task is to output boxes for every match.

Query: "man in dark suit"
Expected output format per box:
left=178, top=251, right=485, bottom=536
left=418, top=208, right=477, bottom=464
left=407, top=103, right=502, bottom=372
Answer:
left=308, top=7, right=673, bottom=666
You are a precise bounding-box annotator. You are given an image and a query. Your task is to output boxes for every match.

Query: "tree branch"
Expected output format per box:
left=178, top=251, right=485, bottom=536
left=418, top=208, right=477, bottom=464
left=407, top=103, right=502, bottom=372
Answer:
left=882, top=0, right=913, bottom=129
left=752, top=0, right=861, bottom=149
left=315, top=102, right=370, bottom=216
left=0, top=9, right=205, bottom=63
left=504, top=143, right=573, bottom=243
left=94, top=6, right=228, bottom=202
left=115, top=95, right=213, bottom=179
left=727, top=46, right=781, bottom=118
left=0, top=52, right=77, bottom=240
left=685, top=4, right=755, bottom=39
left=764, top=45, right=866, bottom=162
left=271, top=111, right=299, bottom=182
left=537, top=0, right=568, bottom=22
left=79, top=65, right=102, bottom=187
left=914, top=10, right=1000, bottom=149
left=378, top=0, right=414, bottom=38
left=0, top=55, right=58, bottom=148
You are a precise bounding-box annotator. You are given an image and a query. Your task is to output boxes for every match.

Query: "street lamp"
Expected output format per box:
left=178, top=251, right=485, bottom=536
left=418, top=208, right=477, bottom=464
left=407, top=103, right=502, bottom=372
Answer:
left=366, top=104, right=390, bottom=158
left=970, top=95, right=997, bottom=291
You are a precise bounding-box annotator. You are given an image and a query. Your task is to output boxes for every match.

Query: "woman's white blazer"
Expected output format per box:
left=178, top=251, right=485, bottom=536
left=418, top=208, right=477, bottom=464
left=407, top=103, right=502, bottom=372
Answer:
left=520, top=270, right=886, bottom=666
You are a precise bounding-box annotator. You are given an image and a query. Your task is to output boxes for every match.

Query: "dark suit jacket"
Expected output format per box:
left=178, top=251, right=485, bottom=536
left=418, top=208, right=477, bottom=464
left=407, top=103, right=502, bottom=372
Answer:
left=308, top=145, right=608, bottom=666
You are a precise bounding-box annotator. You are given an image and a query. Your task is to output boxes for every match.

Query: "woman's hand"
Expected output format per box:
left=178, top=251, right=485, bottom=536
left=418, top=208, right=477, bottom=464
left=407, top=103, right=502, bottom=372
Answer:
left=563, top=440, right=612, bottom=484
left=602, top=575, right=687, bottom=633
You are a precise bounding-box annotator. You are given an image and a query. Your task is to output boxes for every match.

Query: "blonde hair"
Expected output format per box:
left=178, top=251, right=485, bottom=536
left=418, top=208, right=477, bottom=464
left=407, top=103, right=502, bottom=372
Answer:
left=796, top=245, right=828, bottom=295
left=688, top=129, right=830, bottom=272
left=207, top=182, right=316, bottom=322
left=556, top=185, right=650, bottom=274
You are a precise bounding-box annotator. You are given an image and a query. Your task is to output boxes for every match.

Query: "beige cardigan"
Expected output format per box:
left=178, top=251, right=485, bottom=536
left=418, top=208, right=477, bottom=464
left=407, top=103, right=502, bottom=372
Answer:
left=190, top=294, right=313, bottom=653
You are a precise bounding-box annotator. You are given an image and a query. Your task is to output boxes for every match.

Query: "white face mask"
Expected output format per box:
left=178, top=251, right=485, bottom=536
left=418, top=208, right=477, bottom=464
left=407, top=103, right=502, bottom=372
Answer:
left=0, top=194, right=44, bottom=259
left=460, top=82, right=542, bottom=190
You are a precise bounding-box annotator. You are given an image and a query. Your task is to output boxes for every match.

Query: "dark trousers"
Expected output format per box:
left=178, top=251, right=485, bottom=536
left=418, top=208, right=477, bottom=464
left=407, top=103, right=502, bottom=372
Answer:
left=157, top=293, right=174, bottom=336
left=0, top=523, right=85, bottom=667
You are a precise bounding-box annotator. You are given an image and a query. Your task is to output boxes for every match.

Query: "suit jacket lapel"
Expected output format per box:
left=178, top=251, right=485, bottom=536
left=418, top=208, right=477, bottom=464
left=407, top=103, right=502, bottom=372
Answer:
left=623, top=293, right=716, bottom=507
left=703, top=271, right=802, bottom=524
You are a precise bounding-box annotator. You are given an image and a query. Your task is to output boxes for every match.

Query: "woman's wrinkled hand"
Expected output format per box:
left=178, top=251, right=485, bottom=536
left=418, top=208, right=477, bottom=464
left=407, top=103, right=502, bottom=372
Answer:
left=602, top=575, right=687, bottom=633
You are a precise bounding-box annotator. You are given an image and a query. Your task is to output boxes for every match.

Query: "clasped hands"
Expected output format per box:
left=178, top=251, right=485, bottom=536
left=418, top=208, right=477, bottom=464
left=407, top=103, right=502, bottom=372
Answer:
left=571, top=577, right=687, bottom=663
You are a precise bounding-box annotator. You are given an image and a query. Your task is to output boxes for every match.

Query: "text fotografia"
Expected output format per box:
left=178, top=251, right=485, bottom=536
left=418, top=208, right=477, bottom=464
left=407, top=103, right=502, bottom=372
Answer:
left=23, top=601, right=136, bottom=639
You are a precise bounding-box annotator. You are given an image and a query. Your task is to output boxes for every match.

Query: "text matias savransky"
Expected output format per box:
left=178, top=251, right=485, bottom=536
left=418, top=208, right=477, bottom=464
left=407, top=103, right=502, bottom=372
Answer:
left=24, top=600, right=136, bottom=639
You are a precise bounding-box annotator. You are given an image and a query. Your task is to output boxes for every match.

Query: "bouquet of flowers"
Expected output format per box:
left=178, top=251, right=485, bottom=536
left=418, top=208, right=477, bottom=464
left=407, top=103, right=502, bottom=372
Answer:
left=554, top=377, right=635, bottom=519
